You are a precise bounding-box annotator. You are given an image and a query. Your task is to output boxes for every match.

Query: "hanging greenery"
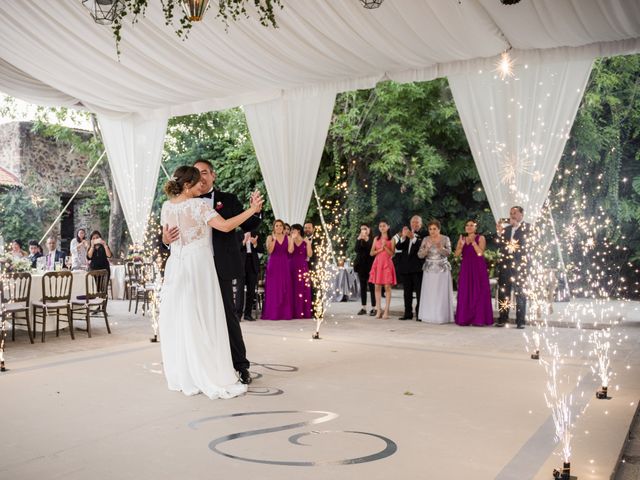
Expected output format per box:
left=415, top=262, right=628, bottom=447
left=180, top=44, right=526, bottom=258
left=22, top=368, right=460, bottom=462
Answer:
left=88, top=0, right=283, bottom=55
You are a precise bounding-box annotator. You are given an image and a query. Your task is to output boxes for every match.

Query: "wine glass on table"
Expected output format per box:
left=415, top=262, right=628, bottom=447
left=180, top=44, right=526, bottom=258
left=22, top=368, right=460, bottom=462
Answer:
left=64, top=256, right=72, bottom=270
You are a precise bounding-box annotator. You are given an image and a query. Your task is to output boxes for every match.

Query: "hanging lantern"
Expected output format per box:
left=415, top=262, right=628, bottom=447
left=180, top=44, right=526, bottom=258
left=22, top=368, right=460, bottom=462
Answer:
left=360, top=0, right=384, bottom=9
left=181, top=0, right=211, bottom=21
left=81, top=0, right=125, bottom=26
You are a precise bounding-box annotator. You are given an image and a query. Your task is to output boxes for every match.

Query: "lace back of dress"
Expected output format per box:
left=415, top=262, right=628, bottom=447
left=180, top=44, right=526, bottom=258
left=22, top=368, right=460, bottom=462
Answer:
left=161, top=200, right=211, bottom=247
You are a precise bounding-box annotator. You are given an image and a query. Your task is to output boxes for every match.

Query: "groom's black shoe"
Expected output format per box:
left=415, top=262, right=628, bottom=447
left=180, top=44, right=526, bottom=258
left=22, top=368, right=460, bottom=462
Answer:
left=243, top=315, right=256, bottom=321
left=239, top=369, right=252, bottom=385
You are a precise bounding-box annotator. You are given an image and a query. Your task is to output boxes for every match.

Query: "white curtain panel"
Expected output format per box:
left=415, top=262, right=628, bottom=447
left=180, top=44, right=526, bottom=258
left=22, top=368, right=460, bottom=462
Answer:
left=244, top=87, right=337, bottom=224
left=448, top=58, right=593, bottom=222
left=97, top=110, right=169, bottom=245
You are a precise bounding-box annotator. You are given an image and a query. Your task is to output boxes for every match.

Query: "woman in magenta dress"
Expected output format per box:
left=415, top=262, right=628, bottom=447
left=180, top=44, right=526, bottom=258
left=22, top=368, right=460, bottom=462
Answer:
left=454, top=219, right=494, bottom=326
left=288, top=223, right=313, bottom=318
left=262, top=219, right=293, bottom=320
left=368, top=220, right=397, bottom=319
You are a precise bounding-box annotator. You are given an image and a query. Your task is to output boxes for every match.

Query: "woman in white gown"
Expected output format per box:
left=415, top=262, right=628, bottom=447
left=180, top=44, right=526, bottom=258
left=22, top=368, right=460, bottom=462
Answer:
left=416, top=219, right=454, bottom=324
left=159, top=166, right=263, bottom=399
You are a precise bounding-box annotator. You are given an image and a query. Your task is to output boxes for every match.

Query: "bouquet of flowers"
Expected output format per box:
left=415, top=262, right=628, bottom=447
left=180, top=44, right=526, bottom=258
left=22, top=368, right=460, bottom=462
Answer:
left=0, top=252, right=32, bottom=273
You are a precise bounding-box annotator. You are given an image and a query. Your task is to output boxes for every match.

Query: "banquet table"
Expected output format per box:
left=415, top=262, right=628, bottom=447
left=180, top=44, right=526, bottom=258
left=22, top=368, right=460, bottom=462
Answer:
left=330, top=266, right=360, bottom=302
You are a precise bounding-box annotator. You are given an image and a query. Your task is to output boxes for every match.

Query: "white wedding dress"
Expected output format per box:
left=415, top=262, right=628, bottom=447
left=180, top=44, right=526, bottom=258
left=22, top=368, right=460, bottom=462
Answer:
left=159, top=198, right=247, bottom=399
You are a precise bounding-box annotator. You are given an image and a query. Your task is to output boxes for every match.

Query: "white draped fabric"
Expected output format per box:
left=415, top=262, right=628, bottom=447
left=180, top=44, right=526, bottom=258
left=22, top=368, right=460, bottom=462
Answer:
left=448, top=58, right=594, bottom=221
left=0, top=1, right=639, bottom=233
left=97, top=110, right=169, bottom=245
left=244, top=87, right=337, bottom=224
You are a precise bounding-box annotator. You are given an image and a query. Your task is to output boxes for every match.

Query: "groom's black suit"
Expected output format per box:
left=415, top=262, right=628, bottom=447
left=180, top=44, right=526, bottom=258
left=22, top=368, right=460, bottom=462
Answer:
left=200, top=189, right=262, bottom=373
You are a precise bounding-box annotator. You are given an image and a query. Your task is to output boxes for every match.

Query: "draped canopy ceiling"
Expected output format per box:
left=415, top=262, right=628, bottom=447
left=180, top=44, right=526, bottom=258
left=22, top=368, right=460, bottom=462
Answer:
left=0, top=0, right=639, bottom=241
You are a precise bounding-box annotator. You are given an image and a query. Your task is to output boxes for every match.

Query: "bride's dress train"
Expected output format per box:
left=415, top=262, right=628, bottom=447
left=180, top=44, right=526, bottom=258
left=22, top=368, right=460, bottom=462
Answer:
left=159, top=198, right=247, bottom=399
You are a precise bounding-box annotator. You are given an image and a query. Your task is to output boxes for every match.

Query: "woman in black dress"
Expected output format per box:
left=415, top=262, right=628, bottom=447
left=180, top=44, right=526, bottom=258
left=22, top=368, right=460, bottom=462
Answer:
left=353, top=223, right=376, bottom=316
left=86, top=230, right=112, bottom=281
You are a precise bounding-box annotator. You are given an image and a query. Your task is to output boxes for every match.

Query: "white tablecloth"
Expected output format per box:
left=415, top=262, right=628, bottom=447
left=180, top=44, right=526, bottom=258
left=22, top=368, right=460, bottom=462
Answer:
left=110, top=265, right=126, bottom=300
left=330, top=267, right=360, bottom=302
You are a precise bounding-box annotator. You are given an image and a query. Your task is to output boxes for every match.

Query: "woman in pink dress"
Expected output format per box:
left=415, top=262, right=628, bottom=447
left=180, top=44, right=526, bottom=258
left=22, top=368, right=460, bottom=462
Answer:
left=288, top=223, right=313, bottom=318
left=262, top=219, right=294, bottom=320
left=454, top=219, right=494, bottom=326
left=368, top=220, right=397, bottom=319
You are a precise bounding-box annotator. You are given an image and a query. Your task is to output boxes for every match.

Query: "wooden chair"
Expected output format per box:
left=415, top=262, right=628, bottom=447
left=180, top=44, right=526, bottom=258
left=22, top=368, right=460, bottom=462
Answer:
left=133, top=263, right=158, bottom=316
left=0, top=272, right=33, bottom=344
left=124, top=262, right=136, bottom=302
left=71, top=270, right=111, bottom=337
left=32, top=271, right=73, bottom=342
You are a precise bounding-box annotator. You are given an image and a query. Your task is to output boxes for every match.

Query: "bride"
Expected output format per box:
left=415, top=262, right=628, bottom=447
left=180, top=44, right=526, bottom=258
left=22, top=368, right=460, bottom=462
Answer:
left=159, top=166, right=263, bottom=399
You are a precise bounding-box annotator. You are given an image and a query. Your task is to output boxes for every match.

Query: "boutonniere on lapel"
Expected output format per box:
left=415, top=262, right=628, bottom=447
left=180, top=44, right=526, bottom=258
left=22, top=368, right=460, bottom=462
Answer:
left=215, top=201, right=224, bottom=211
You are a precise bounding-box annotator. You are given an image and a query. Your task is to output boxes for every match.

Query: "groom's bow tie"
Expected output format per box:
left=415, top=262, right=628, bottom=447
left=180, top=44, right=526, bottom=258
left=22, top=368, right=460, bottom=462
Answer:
left=200, top=191, right=213, bottom=199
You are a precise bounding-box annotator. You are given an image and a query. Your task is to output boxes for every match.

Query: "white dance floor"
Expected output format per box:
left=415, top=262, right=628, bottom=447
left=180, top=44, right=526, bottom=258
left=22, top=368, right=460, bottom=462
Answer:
left=1, top=298, right=638, bottom=480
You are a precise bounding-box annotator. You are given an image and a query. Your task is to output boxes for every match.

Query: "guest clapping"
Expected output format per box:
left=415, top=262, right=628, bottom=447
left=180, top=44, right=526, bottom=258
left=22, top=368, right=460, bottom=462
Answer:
left=417, top=220, right=454, bottom=324
left=70, top=228, right=90, bottom=270
left=354, top=223, right=376, bottom=316
left=495, top=206, right=529, bottom=328
left=454, top=220, right=493, bottom=326
left=396, top=216, right=427, bottom=320
left=288, top=224, right=312, bottom=319
left=262, top=220, right=293, bottom=320
left=369, top=220, right=396, bottom=319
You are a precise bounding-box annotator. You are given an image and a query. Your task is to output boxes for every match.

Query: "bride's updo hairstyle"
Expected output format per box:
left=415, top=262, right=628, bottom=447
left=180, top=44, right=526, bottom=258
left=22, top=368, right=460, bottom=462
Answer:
left=164, top=166, right=201, bottom=197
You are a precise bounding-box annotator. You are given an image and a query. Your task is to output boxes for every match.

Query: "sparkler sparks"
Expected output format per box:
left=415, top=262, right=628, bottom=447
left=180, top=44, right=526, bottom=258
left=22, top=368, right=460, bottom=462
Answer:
left=495, top=51, right=515, bottom=81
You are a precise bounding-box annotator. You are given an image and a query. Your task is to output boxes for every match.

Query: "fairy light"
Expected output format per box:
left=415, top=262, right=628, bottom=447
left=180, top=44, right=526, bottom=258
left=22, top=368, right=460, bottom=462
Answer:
left=495, top=51, right=515, bottom=81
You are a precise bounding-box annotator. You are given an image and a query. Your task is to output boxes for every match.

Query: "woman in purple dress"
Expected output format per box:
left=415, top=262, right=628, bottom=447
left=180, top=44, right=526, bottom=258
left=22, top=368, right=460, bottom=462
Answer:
left=454, top=219, right=493, bottom=326
left=288, top=223, right=313, bottom=318
left=262, top=219, right=293, bottom=320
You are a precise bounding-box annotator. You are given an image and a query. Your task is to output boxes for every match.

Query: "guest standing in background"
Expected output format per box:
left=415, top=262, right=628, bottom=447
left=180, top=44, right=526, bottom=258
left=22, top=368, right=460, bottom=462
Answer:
left=495, top=206, right=529, bottom=329
left=262, top=219, right=293, bottom=320
left=70, top=228, right=90, bottom=270
left=288, top=223, right=312, bottom=319
left=284, top=223, right=291, bottom=236
left=369, top=220, right=396, bottom=319
left=354, top=223, right=376, bottom=316
left=417, top=220, right=454, bottom=324
left=396, top=215, right=427, bottom=320
left=235, top=231, right=262, bottom=321
left=87, top=230, right=112, bottom=282
left=454, top=220, right=493, bottom=326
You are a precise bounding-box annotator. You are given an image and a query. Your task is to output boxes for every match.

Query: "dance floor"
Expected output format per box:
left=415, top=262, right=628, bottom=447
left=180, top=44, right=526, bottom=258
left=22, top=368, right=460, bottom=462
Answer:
left=1, top=298, right=639, bottom=480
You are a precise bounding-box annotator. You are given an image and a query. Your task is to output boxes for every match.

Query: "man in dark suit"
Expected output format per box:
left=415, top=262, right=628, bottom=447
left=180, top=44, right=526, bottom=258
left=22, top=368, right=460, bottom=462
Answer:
left=495, top=205, right=529, bottom=329
left=395, top=215, right=427, bottom=320
left=27, top=240, right=43, bottom=268
left=235, top=230, right=263, bottom=321
left=162, top=160, right=262, bottom=384
left=44, top=236, right=66, bottom=270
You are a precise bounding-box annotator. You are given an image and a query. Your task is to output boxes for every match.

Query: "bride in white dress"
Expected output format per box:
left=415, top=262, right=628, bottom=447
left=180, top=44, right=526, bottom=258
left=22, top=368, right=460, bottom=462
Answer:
left=159, top=166, right=263, bottom=399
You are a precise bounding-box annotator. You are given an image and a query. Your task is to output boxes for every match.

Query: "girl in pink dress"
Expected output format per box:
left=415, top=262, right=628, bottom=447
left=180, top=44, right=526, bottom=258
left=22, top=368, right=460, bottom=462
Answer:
left=368, top=220, right=397, bottom=319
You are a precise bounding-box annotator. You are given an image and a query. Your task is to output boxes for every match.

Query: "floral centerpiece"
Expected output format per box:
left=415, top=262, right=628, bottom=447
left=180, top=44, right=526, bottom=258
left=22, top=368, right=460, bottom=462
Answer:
left=0, top=253, right=32, bottom=273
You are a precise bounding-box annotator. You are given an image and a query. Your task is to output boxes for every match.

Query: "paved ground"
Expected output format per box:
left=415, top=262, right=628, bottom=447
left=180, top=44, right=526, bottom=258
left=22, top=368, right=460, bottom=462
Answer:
left=1, top=295, right=639, bottom=480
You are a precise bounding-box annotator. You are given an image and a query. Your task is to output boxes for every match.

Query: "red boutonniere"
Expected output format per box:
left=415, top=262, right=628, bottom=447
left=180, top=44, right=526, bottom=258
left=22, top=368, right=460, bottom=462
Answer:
left=215, top=201, right=224, bottom=211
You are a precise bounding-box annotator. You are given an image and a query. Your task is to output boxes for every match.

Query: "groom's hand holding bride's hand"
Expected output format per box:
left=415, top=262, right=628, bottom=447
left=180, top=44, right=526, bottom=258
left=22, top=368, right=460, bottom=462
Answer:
left=163, top=224, right=180, bottom=245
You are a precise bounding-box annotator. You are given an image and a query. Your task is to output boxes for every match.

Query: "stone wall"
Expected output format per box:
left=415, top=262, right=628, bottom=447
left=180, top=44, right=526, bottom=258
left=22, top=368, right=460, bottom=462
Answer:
left=0, top=121, right=105, bottom=251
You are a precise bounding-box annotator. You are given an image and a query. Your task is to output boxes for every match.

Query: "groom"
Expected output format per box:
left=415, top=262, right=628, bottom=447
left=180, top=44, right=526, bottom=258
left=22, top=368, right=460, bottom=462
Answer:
left=164, top=159, right=262, bottom=384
